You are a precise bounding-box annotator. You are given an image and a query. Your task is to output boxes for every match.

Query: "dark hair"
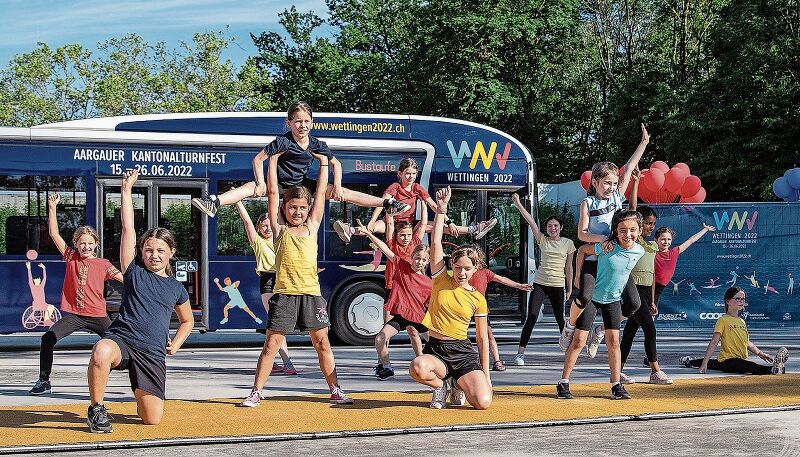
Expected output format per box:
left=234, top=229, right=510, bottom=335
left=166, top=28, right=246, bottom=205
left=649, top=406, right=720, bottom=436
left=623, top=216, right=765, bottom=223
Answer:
left=637, top=205, right=656, bottom=220
left=282, top=186, right=312, bottom=205
left=723, top=286, right=746, bottom=313
left=608, top=210, right=643, bottom=242
left=393, top=221, right=414, bottom=240
left=256, top=213, right=271, bottom=239
left=544, top=215, right=563, bottom=228
left=398, top=158, right=419, bottom=173
left=287, top=101, right=313, bottom=120
left=654, top=226, right=676, bottom=239
left=138, top=227, right=177, bottom=276
left=587, top=162, right=619, bottom=197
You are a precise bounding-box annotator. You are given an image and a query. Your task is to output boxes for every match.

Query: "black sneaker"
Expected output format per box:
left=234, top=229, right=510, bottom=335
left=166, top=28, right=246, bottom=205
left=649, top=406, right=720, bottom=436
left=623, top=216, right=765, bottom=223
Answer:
left=610, top=383, right=631, bottom=400
left=556, top=381, right=573, bottom=399
left=375, top=364, right=395, bottom=380
left=191, top=194, right=220, bottom=217
left=383, top=197, right=411, bottom=215
left=29, top=378, right=51, bottom=395
left=87, top=404, right=113, bottom=433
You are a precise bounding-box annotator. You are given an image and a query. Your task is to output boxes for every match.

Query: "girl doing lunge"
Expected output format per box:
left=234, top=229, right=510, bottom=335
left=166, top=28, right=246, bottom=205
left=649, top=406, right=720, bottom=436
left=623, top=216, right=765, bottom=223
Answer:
left=409, top=187, right=492, bottom=410
left=29, top=193, right=123, bottom=396
left=86, top=170, right=193, bottom=433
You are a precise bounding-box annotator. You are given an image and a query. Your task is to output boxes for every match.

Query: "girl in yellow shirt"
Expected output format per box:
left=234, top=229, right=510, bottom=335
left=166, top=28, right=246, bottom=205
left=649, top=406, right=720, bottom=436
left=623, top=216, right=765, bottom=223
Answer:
left=409, top=186, right=492, bottom=410
left=681, top=287, right=788, bottom=375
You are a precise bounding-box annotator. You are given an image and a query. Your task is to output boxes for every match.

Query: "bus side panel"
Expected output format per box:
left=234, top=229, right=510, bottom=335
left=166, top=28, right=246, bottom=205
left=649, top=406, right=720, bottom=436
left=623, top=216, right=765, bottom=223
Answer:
left=0, top=260, right=67, bottom=333
left=206, top=259, right=266, bottom=331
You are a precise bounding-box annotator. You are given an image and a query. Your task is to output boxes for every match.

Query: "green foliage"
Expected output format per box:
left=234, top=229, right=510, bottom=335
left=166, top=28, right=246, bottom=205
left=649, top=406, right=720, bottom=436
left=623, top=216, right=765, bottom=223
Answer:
left=0, top=204, right=23, bottom=254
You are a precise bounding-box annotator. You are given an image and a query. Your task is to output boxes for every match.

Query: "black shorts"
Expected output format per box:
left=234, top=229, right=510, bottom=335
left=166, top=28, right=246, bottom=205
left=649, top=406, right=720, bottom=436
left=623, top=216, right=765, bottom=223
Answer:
left=386, top=314, right=428, bottom=333
left=267, top=294, right=330, bottom=333
left=106, top=335, right=166, bottom=400
left=422, top=337, right=482, bottom=382
left=259, top=272, right=276, bottom=295
left=575, top=300, right=623, bottom=331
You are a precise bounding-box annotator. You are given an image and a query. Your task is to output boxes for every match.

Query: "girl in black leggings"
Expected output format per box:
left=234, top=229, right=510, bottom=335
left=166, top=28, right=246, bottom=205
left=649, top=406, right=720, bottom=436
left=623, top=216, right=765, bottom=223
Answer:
left=682, top=287, right=788, bottom=375
left=511, top=194, right=575, bottom=365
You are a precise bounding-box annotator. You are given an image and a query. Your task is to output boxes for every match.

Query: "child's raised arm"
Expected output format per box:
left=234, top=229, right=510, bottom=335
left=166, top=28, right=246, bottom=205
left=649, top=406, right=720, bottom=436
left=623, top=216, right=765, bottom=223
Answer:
left=267, top=153, right=283, bottom=238
left=355, top=220, right=395, bottom=261
left=235, top=201, right=258, bottom=247
left=577, top=201, right=607, bottom=243
left=308, top=152, right=329, bottom=229
left=511, top=193, right=542, bottom=244
left=678, top=224, right=715, bottom=254
left=47, top=193, right=67, bottom=255
left=430, top=186, right=451, bottom=276
left=330, top=157, right=344, bottom=202
left=367, top=193, right=391, bottom=231
left=628, top=165, right=640, bottom=211
left=252, top=148, right=268, bottom=197
left=413, top=196, right=429, bottom=241
left=120, top=169, right=139, bottom=273
left=618, top=123, right=649, bottom=193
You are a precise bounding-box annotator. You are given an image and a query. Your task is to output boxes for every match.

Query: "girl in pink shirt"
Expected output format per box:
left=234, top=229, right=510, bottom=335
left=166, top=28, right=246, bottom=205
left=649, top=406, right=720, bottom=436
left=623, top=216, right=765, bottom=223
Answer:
left=652, top=224, right=715, bottom=309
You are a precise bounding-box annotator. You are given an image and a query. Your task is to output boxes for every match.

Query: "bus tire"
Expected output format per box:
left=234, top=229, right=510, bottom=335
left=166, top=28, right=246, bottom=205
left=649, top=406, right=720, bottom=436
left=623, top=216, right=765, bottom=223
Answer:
left=331, top=281, right=387, bottom=346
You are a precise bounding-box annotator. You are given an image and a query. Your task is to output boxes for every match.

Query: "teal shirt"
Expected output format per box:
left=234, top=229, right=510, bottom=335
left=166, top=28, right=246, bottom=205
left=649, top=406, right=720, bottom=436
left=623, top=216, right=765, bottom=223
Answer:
left=592, top=242, right=645, bottom=304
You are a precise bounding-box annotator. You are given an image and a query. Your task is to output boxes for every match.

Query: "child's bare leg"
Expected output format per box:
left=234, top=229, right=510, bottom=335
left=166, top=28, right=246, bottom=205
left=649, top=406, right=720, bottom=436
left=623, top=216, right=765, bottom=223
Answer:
left=327, top=185, right=384, bottom=207
left=218, top=181, right=258, bottom=205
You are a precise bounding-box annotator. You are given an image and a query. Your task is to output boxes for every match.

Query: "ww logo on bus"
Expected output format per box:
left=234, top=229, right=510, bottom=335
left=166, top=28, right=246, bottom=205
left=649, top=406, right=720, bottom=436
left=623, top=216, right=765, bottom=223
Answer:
left=712, top=211, right=758, bottom=231
left=446, top=140, right=511, bottom=170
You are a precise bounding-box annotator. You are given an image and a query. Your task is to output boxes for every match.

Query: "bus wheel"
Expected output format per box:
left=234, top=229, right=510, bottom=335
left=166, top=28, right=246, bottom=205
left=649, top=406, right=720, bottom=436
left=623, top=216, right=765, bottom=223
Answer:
left=331, top=282, right=386, bottom=346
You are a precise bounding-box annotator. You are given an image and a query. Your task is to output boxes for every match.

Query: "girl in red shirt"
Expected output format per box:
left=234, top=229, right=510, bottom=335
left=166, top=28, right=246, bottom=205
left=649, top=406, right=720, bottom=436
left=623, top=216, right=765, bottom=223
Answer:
left=355, top=220, right=432, bottom=381
left=332, top=158, right=497, bottom=242
left=652, top=223, right=715, bottom=309
left=29, top=193, right=123, bottom=396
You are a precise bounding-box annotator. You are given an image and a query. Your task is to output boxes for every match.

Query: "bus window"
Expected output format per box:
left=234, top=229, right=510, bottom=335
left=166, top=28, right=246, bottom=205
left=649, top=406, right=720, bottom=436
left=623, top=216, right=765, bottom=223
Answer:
left=215, top=180, right=266, bottom=256
left=327, top=183, right=385, bottom=259
left=486, top=192, right=524, bottom=314
left=441, top=189, right=478, bottom=255
left=0, top=175, right=86, bottom=255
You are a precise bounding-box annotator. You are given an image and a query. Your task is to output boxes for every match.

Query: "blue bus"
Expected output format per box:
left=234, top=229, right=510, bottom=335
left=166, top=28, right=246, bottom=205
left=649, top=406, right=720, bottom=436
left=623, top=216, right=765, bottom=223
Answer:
left=0, top=113, right=536, bottom=344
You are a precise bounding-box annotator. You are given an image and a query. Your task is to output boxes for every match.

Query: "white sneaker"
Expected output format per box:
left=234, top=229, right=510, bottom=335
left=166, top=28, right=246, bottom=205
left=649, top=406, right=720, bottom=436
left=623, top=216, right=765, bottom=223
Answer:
left=333, top=220, right=352, bottom=243
left=619, top=372, right=636, bottom=384
left=772, top=347, right=789, bottom=374
left=240, top=388, right=264, bottom=407
left=559, top=325, right=575, bottom=352
left=513, top=353, right=525, bottom=366
left=430, top=383, right=448, bottom=409
left=586, top=324, right=605, bottom=358
left=649, top=370, right=673, bottom=385
left=474, top=218, right=498, bottom=240
left=449, top=379, right=466, bottom=406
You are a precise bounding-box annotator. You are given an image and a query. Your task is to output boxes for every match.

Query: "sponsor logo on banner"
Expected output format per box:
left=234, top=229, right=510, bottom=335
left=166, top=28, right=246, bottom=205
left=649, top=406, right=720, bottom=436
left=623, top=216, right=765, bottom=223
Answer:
left=713, top=302, right=724, bottom=307
left=744, top=312, right=769, bottom=321
left=699, top=312, right=725, bottom=320
left=657, top=313, right=687, bottom=321
left=713, top=211, right=758, bottom=231
left=783, top=313, right=792, bottom=321
left=447, top=140, right=511, bottom=170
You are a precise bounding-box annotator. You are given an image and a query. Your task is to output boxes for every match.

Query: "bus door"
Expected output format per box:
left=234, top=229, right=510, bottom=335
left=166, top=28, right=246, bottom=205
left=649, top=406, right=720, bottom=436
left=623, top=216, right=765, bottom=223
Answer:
left=96, top=178, right=207, bottom=327
left=445, top=189, right=526, bottom=317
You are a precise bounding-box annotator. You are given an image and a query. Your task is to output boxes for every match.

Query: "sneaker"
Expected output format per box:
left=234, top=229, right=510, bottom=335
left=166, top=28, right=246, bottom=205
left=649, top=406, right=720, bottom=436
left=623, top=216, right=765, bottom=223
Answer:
left=29, top=378, right=51, bottom=395
left=430, top=383, right=448, bottom=409
left=772, top=347, right=789, bottom=374
left=556, top=381, right=573, bottom=399
left=449, top=379, right=466, bottom=406
left=383, top=197, right=411, bottom=215
left=375, top=364, right=395, bottom=381
left=513, top=353, right=525, bottom=366
left=473, top=218, right=498, bottom=240
left=219, top=318, right=228, bottom=325
left=333, top=220, right=352, bottom=243
left=330, top=386, right=354, bottom=404
left=87, top=404, right=113, bottom=433
left=191, top=195, right=219, bottom=217
left=680, top=356, right=693, bottom=368
left=559, top=325, right=575, bottom=352
left=283, top=365, right=298, bottom=376
left=643, top=357, right=651, bottom=368
left=254, top=317, right=263, bottom=325
left=610, top=383, right=631, bottom=400
left=649, top=370, right=673, bottom=385
left=586, top=324, right=605, bottom=358
left=271, top=363, right=285, bottom=374
left=619, top=372, right=636, bottom=385
left=240, top=388, right=264, bottom=407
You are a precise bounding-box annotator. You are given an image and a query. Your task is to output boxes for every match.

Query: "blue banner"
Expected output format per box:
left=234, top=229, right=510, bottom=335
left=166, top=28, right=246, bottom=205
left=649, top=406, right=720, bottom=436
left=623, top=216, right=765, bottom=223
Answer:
left=652, top=203, right=800, bottom=328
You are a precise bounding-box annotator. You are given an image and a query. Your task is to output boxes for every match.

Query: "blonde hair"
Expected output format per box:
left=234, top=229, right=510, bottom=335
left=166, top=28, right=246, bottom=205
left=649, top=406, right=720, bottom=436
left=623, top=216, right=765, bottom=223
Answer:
left=71, top=226, right=99, bottom=247
left=138, top=227, right=177, bottom=276
left=412, top=244, right=431, bottom=258
left=451, top=244, right=482, bottom=268
left=588, top=161, right=620, bottom=197
left=282, top=186, right=312, bottom=205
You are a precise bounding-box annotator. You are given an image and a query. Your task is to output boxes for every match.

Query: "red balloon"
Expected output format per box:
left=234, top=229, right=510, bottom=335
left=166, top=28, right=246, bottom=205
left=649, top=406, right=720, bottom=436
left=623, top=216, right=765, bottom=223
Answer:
left=636, top=182, right=652, bottom=202
left=674, top=162, right=690, bottom=174
left=664, top=167, right=688, bottom=193
left=580, top=170, right=592, bottom=190
left=643, top=168, right=665, bottom=193
left=680, top=175, right=702, bottom=197
left=651, top=161, right=669, bottom=173
left=682, top=187, right=706, bottom=204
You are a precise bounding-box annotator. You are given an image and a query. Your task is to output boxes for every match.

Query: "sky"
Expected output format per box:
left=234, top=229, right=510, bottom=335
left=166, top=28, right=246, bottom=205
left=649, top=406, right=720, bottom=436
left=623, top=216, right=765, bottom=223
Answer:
left=0, top=0, right=330, bottom=68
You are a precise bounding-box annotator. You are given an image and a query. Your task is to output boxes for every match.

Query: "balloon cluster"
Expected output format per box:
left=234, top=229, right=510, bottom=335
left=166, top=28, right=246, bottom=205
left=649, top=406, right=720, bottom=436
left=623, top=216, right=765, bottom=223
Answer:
left=580, top=161, right=706, bottom=204
left=772, top=168, right=800, bottom=202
